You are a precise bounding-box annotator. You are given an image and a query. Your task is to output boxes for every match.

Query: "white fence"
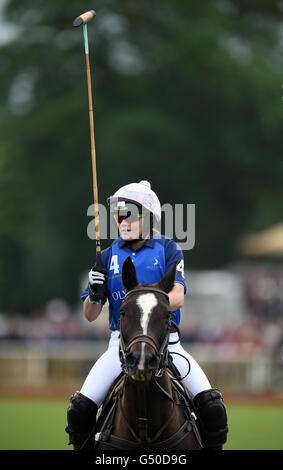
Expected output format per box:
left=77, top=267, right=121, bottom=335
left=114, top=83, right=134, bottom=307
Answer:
left=0, top=340, right=281, bottom=393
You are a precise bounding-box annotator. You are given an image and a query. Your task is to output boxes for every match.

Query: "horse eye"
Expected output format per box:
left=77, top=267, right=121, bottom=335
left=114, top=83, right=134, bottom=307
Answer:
left=120, top=309, right=125, bottom=316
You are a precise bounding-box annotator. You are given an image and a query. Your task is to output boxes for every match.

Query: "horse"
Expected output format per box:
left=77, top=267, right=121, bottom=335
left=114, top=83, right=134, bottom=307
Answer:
left=93, top=256, right=203, bottom=450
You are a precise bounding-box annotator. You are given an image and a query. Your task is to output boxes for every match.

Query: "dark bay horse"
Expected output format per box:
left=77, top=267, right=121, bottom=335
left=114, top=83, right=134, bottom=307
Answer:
left=94, top=257, right=202, bottom=450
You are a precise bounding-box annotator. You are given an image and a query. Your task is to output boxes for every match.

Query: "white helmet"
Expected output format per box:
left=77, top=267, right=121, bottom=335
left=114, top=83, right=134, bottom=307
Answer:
left=107, top=180, right=161, bottom=223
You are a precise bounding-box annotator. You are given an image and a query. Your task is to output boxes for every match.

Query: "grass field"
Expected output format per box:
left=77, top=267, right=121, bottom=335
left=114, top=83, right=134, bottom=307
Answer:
left=0, top=398, right=282, bottom=450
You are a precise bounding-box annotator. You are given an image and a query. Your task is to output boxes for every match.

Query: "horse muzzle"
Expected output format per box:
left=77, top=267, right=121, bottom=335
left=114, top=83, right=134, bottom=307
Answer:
left=126, top=344, right=159, bottom=382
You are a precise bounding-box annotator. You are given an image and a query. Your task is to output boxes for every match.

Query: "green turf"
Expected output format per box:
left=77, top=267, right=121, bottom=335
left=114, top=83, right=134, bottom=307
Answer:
left=0, top=399, right=282, bottom=450
left=0, top=399, right=69, bottom=450
left=224, top=404, right=283, bottom=450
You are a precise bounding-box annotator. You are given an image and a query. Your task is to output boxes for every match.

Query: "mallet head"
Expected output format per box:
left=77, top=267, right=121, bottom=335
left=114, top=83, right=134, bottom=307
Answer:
left=72, top=10, right=96, bottom=27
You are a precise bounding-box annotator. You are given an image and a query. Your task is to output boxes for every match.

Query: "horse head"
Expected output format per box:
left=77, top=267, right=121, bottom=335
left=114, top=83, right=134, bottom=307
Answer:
left=119, top=256, right=177, bottom=382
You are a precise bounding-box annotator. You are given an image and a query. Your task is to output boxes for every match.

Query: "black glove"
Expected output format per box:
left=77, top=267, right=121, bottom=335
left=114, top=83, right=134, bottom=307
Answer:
left=88, top=266, right=108, bottom=302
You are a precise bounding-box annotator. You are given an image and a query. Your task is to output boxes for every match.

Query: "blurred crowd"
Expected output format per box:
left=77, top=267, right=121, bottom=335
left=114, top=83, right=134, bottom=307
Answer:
left=181, top=262, right=283, bottom=359
left=0, top=262, right=282, bottom=360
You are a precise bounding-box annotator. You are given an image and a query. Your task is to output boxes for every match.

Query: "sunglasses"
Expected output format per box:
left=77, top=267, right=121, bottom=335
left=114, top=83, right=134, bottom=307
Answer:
left=114, top=212, right=145, bottom=224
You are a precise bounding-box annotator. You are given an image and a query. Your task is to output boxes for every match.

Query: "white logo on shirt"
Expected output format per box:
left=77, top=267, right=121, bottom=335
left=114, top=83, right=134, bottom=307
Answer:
left=112, top=290, right=126, bottom=301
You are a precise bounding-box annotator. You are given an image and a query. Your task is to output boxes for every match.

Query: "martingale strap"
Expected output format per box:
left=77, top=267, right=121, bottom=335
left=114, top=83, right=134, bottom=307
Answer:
left=94, top=367, right=201, bottom=451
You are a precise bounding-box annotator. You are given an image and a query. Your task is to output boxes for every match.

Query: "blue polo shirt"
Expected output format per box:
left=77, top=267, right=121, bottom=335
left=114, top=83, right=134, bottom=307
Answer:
left=81, top=235, right=186, bottom=331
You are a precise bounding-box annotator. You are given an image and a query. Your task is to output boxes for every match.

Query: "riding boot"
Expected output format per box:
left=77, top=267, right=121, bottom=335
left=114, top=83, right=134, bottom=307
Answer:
left=193, top=388, right=228, bottom=450
left=65, top=391, right=98, bottom=450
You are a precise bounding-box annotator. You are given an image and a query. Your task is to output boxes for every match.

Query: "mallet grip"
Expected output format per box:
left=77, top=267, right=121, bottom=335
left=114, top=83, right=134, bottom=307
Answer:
left=72, top=10, right=96, bottom=27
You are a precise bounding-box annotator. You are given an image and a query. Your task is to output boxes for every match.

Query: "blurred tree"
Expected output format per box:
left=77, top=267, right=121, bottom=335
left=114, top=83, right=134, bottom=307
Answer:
left=0, top=0, right=283, bottom=311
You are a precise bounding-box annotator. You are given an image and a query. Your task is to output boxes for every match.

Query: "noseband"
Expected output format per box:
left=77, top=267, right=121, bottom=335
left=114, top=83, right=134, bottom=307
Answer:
left=119, top=287, right=171, bottom=378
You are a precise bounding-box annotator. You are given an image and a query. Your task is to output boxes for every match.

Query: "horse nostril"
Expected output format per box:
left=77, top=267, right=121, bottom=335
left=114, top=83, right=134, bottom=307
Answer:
left=127, top=346, right=158, bottom=375
left=147, top=352, right=158, bottom=371
left=127, top=349, right=139, bottom=368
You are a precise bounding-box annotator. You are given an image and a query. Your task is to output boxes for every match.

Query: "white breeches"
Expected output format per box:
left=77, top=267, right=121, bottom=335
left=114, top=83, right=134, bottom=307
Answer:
left=80, top=331, right=211, bottom=406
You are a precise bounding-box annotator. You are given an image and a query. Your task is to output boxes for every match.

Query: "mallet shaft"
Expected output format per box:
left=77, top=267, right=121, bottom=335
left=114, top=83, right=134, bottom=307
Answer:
left=84, top=32, right=101, bottom=256
left=72, top=11, right=101, bottom=261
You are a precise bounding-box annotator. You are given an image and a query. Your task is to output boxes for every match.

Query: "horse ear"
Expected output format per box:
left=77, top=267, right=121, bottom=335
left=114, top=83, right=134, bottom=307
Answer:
left=157, top=261, right=177, bottom=293
left=122, top=256, right=139, bottom=292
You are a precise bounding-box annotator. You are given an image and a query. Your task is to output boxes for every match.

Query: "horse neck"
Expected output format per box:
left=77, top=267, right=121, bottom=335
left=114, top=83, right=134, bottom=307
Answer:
left=121, top=372, right=179, bottom=441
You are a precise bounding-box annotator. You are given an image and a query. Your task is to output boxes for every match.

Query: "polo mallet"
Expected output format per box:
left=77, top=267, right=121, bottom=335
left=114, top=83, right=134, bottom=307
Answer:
left=72, top=10, right=102, bottom=269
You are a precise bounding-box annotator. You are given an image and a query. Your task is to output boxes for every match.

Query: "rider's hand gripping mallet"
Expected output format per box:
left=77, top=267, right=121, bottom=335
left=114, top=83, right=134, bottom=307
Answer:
left=72, top=11, right=103, bottom=272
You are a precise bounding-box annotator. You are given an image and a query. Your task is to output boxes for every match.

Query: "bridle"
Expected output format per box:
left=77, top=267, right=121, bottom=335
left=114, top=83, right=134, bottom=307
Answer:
left=119, top=287, right=171, bottom=378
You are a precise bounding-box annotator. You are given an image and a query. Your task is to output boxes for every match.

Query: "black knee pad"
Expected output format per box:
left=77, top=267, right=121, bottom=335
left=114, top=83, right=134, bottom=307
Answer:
left=67, top=391, right=97, bottom=431
left=193, top=389, right=228, bottom=449
left=66, top=391, right=98, bottom=449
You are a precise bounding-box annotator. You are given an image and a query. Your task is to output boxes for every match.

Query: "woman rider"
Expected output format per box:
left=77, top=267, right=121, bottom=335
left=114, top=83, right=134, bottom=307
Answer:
left=65, top=180, right=228, bottom=450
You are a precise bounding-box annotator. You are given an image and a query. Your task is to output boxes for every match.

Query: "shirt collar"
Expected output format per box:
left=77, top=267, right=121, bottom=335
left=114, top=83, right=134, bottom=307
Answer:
left=118, top=236, right=155, bottom=249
